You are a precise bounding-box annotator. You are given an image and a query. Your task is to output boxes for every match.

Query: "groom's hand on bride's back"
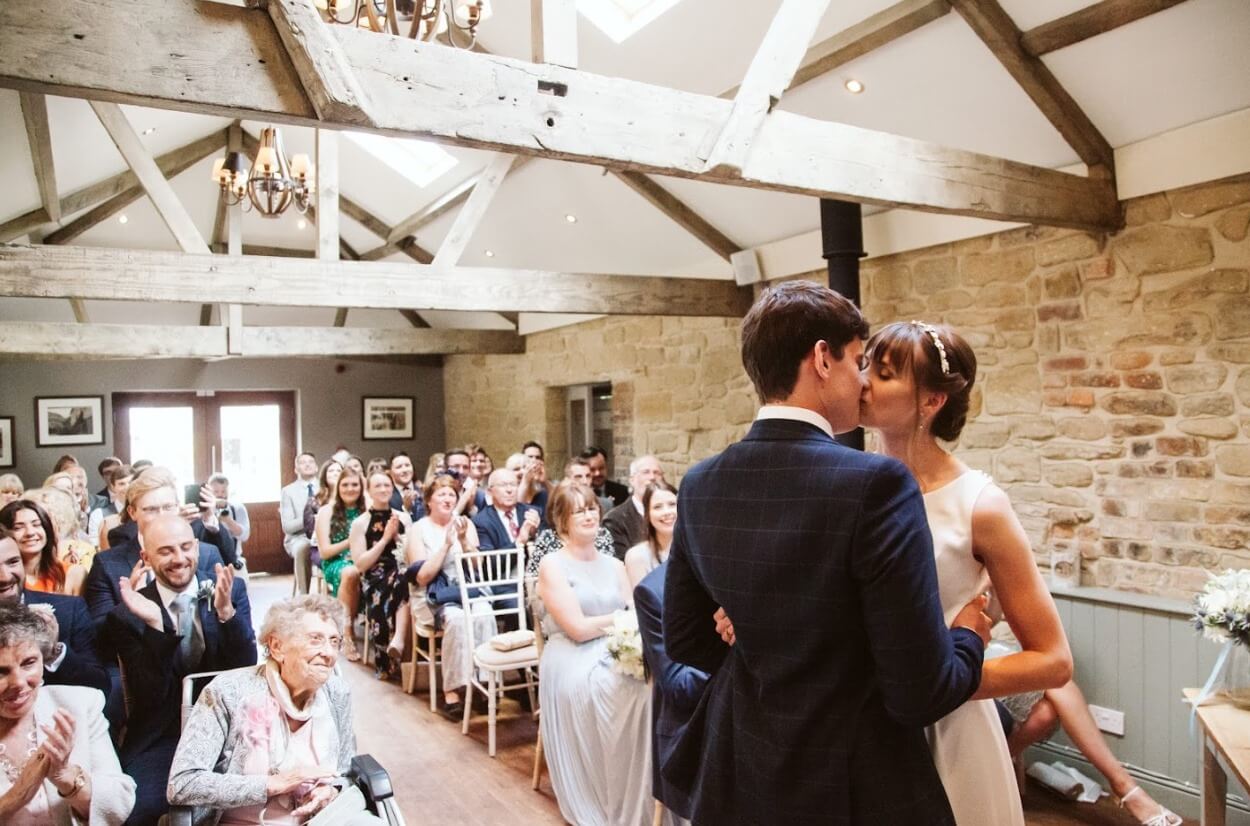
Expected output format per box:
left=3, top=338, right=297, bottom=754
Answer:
left=951, top=593, right=993, bottom=646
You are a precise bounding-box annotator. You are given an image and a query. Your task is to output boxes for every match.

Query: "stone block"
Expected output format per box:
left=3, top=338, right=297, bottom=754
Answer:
left=1038, top=233, right=1102, bottom=266
left=1206, top=505, right=1250, bottom=525
left=1040, top=442, right=1126, bottom=461
left=1124, top=372, right=1163, bottom=390
left=635, top=391, right=672, bottom=422
left=1102, top=517, right=1153, bottom=541
left=1123, top=193, right=1172, bottom=226
left=1240, top=368, right=1250, bottom=406
left=961, top=247, right=1035, bottom=287
left=1178, top=417, right=1238, bottom=440
left=1177, top=460, right=1215, bottom=478
left=985, top=369, right=1042, bottom=415
left=996, top=448, right=1040, bottom=482
left=959, top=421, right=1010, bottom=449
left=1009, top=416, right=1057, bottom=440
left=1215, top=296, right=1250, bottom=340
left=1037, top=302, right=1082, bottom=322
left=1081, top=256, right=1116, bottom=281
left=1159, top=349, right=1196, bottom=366
left=1057, top=417, right=1107, bottom=440
left=1111, top=351, right=1152, bottom=370
left=1112, top=225, right=1213, bottom=276
left=1209, top=344, right=1250, bottom=363
left=1043, top=268, right=1082, bottom=300
left=1166, top=363, right=1227, bottom=394
left=1043, top=462, right=1094, bottom=487
left=928, top=289, right=974, bottom=312
left=1069, top=371, right=1119, bottom=388
left=1110, top=417, right=1165, bottom=437
left=1101, top=392, right=1177, bottom=417
left=1216, top=445, right=1250, bottom=477
left=1142, top=269, right=1248, bottom=312
left=913, top=257, right=958, bottom=294
left=1193, top=526, right=1250, bottom=550
left=1156, top=436, right=1206, bottom=457
left=976, top=283, right=1028, bottom=308
left=870, top=262, right=912, bottom=301
left=1044, top=356, right=1087, bottom=372
left=1169, top=178, right=1250, bottom=217
left=1149, top=502, right=1202, bottom=522
left=1063, top=313, right=1210, bottom=352
left=1216, top=204, right=1250, bottom=242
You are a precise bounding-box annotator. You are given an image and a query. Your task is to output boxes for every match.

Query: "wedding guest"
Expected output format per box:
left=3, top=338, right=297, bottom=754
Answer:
left=603, top=455, right=664, bottom=560
left=0, top=474, right=23, bottom=507
left=24, top=486, right=95, bottom=577
left=467, top=444, right=491, bottom=485
left=408, top=474, right=494, bottom=718
left=624, top=481, right=678, bottom=589
left=94, top=457, right=122, bottom=504
left=331, top=447, right=352, bottom=467
left=349, top=472, right=411, bottom=678
left=365, top=457, right=388, bottom=477
left=519, top=454, right=552, bottom=515
left=88, top=463, right=132, bottom=549
left=580, top=446, right=628, bottom=508
left=473, top=470, right=542, bottom=553
left=42, top=472, right=76, bottom=501
left=345, top=455, right=366, bottom=478
left=303, top=459, right=343, bottom=546
left=527, top=483, right=616, bottom=578
left=0, top=603, right=136, bottom=824
left=166, top=595, right=384, bottom=826
left=387, top=452, right=425, bottom=521
left=315, top=468, right=365, bottom=662
left=521, top=441, right=544, bottom=463
left=208, top=474, right=251, bottom=560
left=564, top=459, right=612, bottom=514
left=0, top=499, right=86, bottom=595
left=423, top=453, right=446, bottom=487
left=65, top=466, right=92, bottom=533
left=537, top=482, right=651, bottom=826
left=51, top=455, right=79, bottom=475
left=280, top=452, right=319, bottom=595
left=503, top=453, right=525, bottom=487
left=444, top=448, right=483, bottom=515
left=100, top=469, right=238, bottom=568
left=109, top=514, right=256, bottom=825
left=0, top=532, right=108, bottom=694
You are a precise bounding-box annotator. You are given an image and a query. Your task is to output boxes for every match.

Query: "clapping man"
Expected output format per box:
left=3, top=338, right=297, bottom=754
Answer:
left=279, top=452, right=318, bottom=594
left=473, top=470, right=542, bottom=552
left=110, top=514, right=256, bottom=826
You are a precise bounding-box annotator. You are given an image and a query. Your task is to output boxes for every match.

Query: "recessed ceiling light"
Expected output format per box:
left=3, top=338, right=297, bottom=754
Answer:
left=118, top=214, right=129, bottom=224
left=564, top=214, right=577, bottom=223
left=484, top=249, right=495, bottom=258
left=142, top=127, right=157, bottom=135
left=297, top=219, right=307, bottom=230
left=844, top=79, right=865, bottom=94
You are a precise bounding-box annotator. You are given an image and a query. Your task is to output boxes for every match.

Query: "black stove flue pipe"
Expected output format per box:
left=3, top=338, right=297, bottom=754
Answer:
left=820, top=198, right=866, bottom=451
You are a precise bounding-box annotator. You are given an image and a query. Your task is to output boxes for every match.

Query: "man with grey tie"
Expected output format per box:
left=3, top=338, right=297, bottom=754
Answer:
left=110, top=514, right=256, bottom=825
left=279, top=451, right=319, bottom=594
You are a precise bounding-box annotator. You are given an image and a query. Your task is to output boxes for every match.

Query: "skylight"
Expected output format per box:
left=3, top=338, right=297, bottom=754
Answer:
left=342, top=132, right=458, bottom=188
left=578, top=0, right=683, bottom=44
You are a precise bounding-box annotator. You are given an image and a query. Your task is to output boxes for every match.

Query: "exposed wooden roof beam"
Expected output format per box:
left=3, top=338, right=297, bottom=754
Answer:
left=610, top=171, right=741, bottom=262
left=951, top=0, right=1116, bottom=176
left=266, top=0, right=373, bottom=126
left=0, top=0, right=1118, bottom=231
left=433, top=153, right=514, bottom=265
left=0, top=244, right=754, bottom=317
left=0, top=321, right=524, bottom=359
left=19, top=93, right=60, bottom=223
left=398, top=310, right=431, bottom=329
left=531, top=0, right=578, bottom=68
left=1020, top=0, right=1188, bottom=57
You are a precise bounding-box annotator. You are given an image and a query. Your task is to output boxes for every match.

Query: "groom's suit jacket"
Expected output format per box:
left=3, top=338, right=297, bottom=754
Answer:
left=664, top=417, right=985, bottom=826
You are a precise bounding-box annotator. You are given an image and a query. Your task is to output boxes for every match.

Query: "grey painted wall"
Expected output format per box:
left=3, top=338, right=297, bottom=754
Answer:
left=0, top=358, right=445, bottom=492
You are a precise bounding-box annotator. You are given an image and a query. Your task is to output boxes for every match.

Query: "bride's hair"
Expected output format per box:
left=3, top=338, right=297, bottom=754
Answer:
left=865, top=321, right=977, bottom=441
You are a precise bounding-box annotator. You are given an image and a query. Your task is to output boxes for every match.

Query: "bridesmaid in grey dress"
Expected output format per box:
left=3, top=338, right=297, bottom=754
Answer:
left=536, top=482, right=652, bottom=826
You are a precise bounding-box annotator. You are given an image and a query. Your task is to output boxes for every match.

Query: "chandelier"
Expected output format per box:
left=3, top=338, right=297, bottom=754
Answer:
left=317, top=0, right=487, bottom=47
left=210, top=127, right=315, bottom=217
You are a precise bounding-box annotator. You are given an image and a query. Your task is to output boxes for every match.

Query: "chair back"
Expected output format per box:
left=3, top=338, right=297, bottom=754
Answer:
left=525, top=574, right=545, bottom=658
left=180, top=667, right=236, bottom=729
left=455, top=546, right=527, bottom=654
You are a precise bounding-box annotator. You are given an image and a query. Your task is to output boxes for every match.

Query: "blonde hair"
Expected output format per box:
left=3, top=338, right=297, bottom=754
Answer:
left=0, top=474, right=22, bottom=496
left=122, top=467, right=178, bottom=524
left=23, top=487, right=79, bottom=543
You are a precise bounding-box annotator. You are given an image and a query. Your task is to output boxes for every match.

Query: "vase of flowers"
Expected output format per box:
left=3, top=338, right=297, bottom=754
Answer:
left=605, top=609, right=645, bottom=682
left=1192, top=569, right=1250, bottom=709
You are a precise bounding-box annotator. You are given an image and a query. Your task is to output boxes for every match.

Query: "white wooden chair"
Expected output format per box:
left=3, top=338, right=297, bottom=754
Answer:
left=457, top=546, right=540, bottom=757
left=402, top=582, right=443, bottom=711
left=530, top=590, right=547, bottom=790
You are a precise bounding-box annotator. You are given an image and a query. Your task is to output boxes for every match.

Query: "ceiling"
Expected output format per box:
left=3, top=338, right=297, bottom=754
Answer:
left=1, top=0, right=1248, bottom=334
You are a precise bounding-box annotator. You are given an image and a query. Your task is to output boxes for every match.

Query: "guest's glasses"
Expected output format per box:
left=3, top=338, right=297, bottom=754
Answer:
left=302, top=632, right=343, bottom=651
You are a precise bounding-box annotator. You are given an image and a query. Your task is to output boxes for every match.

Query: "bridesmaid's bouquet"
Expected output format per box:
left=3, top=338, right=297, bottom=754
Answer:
left=605, top=610, right=646, bottom=681
left=1193, top=569, right=1250, bottom=646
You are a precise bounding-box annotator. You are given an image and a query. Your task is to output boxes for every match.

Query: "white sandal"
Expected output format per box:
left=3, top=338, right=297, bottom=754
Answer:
left=1117, top=786, right=1182, bottom=826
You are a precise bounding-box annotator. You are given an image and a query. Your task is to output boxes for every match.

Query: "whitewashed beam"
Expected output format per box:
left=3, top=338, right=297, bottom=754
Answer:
left=0, top=322, right=524, bottom=358
left=611, top=171, right=741, bottom=261
left=531, top=0, right=578, bottom=68
left=0, top=0, right=1118, bottom=230
left=90, top=102, right=211, bottom=253
left=316, top=130, right=339, bottom=260
left=69, top=299, right=90, bottom=323
left=18, top=93, right=60, bottom=223
left=433, top=153, right=515, bottom=266
left=701, top=0, right=832, bottom=175
left=0, top=244, right=754, bottom=317
left=265, top=0, right=374, bottom=125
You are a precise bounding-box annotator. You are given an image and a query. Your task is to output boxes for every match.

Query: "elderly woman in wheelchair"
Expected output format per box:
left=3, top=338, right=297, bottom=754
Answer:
left=166, top=594, right=389, bottom=825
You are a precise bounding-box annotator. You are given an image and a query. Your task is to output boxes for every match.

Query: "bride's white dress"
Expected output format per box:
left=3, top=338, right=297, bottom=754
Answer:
left=924, top=470, right=1025, bottom=826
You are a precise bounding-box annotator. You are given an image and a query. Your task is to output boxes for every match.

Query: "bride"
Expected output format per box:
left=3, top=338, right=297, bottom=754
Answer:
left=859, top=320, right=1072, bottom=826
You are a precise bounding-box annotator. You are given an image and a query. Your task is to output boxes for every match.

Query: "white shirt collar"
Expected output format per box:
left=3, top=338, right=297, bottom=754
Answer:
left=631, top=497, right=644, bottom=516
left=755, top=404, right=834, bottom=439
left=154, top=576, right=199, bottom=618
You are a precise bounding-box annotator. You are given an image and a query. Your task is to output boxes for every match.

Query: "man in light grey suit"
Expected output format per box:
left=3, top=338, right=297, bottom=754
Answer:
left=279, top=452, right=319, bottom=594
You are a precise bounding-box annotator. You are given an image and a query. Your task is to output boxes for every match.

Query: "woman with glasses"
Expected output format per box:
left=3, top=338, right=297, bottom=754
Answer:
left=167, top=595, right=384, bottom=825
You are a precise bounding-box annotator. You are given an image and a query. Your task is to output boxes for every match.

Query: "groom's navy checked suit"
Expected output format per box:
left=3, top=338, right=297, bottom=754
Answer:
left=664, top=417, right=985, bottom=825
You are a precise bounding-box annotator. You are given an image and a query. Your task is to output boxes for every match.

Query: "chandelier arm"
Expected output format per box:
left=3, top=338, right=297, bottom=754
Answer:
left=385, top=0, right=400, bottom=36
left=363, top=0, right=384, bottom=33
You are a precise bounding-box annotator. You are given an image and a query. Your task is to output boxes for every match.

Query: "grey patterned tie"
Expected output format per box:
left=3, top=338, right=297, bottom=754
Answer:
left=170, top=593, right=203, bottom=667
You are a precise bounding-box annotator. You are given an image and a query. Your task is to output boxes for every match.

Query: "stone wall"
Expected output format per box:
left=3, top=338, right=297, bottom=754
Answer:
left=444, top=173, right=1250, bottom=599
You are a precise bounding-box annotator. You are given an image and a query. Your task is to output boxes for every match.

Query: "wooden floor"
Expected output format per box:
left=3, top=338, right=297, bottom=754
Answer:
left=248, top=575, right=1191, bottom=826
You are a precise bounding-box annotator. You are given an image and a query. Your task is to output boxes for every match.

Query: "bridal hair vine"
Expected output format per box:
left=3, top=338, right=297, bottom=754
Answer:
left=910, top=321, right=951, bottom=376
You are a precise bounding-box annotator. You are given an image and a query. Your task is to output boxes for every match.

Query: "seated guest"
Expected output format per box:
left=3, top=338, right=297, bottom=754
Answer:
left=280, top=452, right=319, bottom=595
left=444, top=448, right=483, bottom=515
left=410, top=474, right=496, bottom=718
left=345, top=455, right=366, bottom=478
left=387, top=451, right=426, bottom=521
left=519, top=455, right=552, bottom=515
left=0, top=532, right=109, bottom=693
left=603, top=456, right=665, bottom=560
left=580, top=446, right=629, bottom=508
left=103, top=470, right=238, bottom=567
left=365, top=457, right=388, bottom=478
left=349, top=472, right=411, bottom=678
left=423, top=453, right=446, bottom=487
left=0, top=603, right=136, bottom=824
left=0, top=473, right=23, bottom=507
left=88, top=463, right=132, bottom=549
left=0, top=499, right=86, bottom=595
left=303, top=459, right=343, bottom=545
left=25, top=486, right=96, bottom=577
left=624, top=482, right=678, bottom=589
left=109, top=514, right=256, bottom=826
left=473, top=470, right=542, bottom=552
left=315, top=468, right=364, bottom=662
left=536, top=483, right=652, bottom=826
left=167, top=595, right=384, bottom=826
left=65, top=465, right=93, bottom=536
left=526, top=482, right=616, bottom=579
left=467, top=444, right=492, bottom=507
left=42, top=472, right=77, bottom=501
left=634, top=556, right=708, bottom=824
left=208, top=473, right=251, bottom=562
left=565, top=458, right=613, bottom=514
left=94, top=456, right=123, bottom=506
left=51, top=455, right=79, bottom=475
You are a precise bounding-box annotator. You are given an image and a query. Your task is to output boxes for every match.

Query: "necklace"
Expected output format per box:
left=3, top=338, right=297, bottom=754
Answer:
left=0, top=724, right=38, bottom=782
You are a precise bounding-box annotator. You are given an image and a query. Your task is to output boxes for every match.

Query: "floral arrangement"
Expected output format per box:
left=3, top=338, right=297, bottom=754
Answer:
left=1193, top=569, right=1250, bottom=647
left=196, top=578, right=216, bottom=603
left=605, top=610, right=645, bottom=682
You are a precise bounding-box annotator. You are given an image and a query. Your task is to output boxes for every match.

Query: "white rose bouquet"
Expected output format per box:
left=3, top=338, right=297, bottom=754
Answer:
left=1193, top=569, right=1250, bottom=647
left=605, top=609, right=646, bottom=682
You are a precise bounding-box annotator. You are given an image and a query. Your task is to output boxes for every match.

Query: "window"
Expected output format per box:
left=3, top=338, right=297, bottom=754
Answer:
left=342, top=132, right=458, bottom=188
left=578, top=0, right=683, bottom=43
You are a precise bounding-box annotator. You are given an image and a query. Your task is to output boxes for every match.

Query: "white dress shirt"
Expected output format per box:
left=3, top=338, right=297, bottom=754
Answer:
left=755, top=404, right=835, bottom=439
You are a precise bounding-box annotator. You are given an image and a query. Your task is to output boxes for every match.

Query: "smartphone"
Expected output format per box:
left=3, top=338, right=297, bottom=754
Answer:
left=184, top=483, right=203, bottom=506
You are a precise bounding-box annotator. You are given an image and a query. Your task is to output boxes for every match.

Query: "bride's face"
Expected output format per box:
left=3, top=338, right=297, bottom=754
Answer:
left=859, top=354, right=920, bottom=434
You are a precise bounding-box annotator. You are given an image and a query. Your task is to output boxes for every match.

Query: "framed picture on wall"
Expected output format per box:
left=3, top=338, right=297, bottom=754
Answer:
left=0, top=417, right=13, bottom=468
left=362, top=396, right=414, bottom=440
left=34, top=396, right=105, bottom=447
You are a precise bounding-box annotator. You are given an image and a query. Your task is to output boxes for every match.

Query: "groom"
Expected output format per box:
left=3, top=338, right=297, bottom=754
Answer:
left=664, top=281, right=990, bottom=825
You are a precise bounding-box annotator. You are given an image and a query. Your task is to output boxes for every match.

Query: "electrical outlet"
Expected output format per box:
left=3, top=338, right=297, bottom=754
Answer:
left=1089, top=704, right=1125, bottom=736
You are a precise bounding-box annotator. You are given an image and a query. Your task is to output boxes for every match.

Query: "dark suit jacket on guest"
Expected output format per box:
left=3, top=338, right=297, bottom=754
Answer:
left=663, top=418, right=984, bottom=826
left=635, top=561, right=707, bottom=820
left=105, top=518, right=237, bottom=566
left=602, top=498, right=646, bottom=560
left=25, top=591, right=109, bottom=695
left=598, top=479, right=629, bottom=508
left=473, top=503, right=542, bottom=551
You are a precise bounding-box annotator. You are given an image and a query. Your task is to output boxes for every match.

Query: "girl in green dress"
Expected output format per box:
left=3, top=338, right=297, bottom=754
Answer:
left=315, top=468, right=364, bottom=661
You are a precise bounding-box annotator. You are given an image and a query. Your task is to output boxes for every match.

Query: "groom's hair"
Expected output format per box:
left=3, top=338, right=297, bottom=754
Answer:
left=741, top=281, right=868, bottom=403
